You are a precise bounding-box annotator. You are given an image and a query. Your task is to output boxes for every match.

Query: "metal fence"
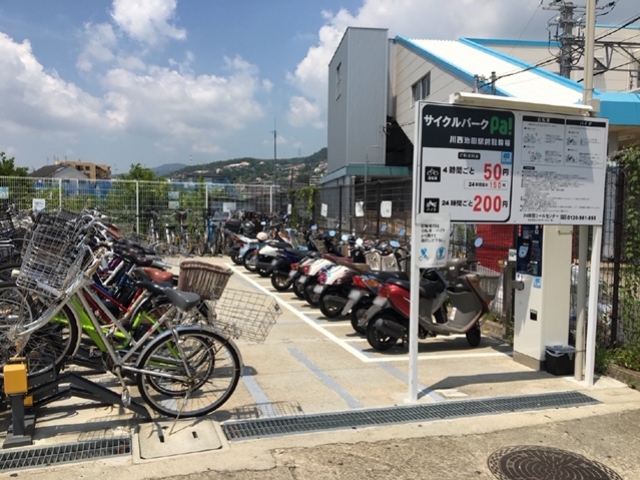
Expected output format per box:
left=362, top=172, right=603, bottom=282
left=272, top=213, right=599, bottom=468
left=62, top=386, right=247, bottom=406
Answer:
left=0, top=176, right=278, bottom=236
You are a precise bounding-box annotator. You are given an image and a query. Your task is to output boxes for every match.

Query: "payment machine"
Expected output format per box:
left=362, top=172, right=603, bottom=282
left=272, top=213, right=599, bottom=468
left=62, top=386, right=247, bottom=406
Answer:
left=513, top=225, right=573, bottom=370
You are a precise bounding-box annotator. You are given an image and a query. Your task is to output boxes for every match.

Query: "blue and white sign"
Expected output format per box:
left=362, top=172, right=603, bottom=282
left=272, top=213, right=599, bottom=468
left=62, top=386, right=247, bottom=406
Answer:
left=416, top=213, right=450, bottom=268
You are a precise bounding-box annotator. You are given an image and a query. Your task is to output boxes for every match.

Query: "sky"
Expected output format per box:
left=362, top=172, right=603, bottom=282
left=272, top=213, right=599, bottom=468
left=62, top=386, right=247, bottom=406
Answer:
left=0, top=0, right=637, bottom=174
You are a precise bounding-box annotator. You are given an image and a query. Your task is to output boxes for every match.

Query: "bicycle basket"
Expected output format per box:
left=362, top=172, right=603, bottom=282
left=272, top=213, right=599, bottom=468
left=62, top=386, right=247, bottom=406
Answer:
left=16, top=210, right=90, bottom=299
left=209, top=288, right=282, bottom=342
left=178, top=261, right=233, bottom=301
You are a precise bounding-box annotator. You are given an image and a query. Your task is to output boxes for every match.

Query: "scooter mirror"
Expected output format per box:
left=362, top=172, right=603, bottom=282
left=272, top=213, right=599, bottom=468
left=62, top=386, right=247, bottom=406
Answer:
left=341, top=234, right=349, bottom=242
left=356, top=238, right=364, bottom=247
left=381, top=225, right=388, bottom=232
left=399, top=228, right=406, bottom=237
left=329, top=230, right=336, bottom=237
left=474, top=237, right=484, bottom=248
left=311, top=224, right=318, bottom=231
left=389, top=240, right=400, bottom=248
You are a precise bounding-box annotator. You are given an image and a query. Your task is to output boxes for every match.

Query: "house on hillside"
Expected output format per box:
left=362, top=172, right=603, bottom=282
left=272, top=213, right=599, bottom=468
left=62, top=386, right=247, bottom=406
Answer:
left=30, top=164, right=89, bottom=180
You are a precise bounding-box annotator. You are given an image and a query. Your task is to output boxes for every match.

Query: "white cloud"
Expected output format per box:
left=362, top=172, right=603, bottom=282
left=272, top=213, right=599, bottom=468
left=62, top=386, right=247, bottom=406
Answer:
left=0, top=32, right=104, bottom=134
left=192, top=142, right=222, bottom=154
left=287, top=96, right=325, bottom=129
left=111, top=0, right=186, bottom=46
left=101, top=55, right=265, bottom=138
left=77, top=22, right=117, bottom=72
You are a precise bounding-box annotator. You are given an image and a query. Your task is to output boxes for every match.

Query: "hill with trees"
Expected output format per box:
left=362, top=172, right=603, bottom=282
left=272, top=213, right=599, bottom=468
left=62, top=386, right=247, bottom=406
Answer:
left=168, top=148, right=327, bottom=185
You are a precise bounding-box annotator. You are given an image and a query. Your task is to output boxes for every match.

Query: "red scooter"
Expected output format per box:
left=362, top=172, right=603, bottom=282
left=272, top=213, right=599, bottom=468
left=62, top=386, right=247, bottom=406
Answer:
left=363, top=259, right=499, bottom=351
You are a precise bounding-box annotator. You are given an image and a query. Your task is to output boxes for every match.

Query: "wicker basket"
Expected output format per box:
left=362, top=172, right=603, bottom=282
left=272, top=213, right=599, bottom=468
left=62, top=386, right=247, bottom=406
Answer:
left=178, top=261, right=233, bottom=301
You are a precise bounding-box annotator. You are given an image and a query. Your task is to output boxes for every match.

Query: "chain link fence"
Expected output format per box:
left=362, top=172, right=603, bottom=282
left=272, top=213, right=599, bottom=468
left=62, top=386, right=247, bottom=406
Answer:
left=0, top=176, right=277, bottom=237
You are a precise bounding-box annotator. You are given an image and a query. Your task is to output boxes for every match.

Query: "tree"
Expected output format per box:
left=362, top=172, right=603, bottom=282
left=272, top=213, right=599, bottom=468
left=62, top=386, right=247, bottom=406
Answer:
left=0, top=152, right=28, bottom=177
left=121, top=163, right=157, bottom=181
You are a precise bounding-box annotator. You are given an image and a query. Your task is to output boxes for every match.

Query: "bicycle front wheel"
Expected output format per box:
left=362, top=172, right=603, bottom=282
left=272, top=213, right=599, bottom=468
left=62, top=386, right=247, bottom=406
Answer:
left=136, top=327, right=241, bottom=418
left=0, top=282, right=79, bottom=379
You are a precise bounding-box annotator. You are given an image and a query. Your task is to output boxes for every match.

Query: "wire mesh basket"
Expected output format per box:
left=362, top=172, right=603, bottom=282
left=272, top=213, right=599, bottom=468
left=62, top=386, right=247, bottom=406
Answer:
left=208, top=288, right=282, bottom=342
left=477, top=273, right=502, bottom=303
left=0, top=212, right=16, bottom=240
left=16, top=210, right=90, bottom=299
left=177, top=261, right=233, bottom=301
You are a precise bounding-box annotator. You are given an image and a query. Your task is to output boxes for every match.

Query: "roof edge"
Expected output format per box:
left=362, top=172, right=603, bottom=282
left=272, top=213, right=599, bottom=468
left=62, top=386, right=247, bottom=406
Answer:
left=394, top=36, right=510, bottom=97
left=465, top=38, right=561, bottom=48
left=459, top=38, right=591, bottom=95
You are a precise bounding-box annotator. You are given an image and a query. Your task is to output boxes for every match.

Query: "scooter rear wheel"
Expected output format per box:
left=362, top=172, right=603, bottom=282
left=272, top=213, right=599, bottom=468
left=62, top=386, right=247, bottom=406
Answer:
left=257, top=266, right=271, bottom=277
left=230, top=252, right=243, bottom=265
left=303, top=282, right=320, bottom=307
left=366, top=313, right=400, bottom=351
left=292, top=279, right=305, bottom=299
left=350, top=298, right=373, bottom=335
left=319, top=290, right=344, bottom=319
left=271, top=273, right=291, bottom=292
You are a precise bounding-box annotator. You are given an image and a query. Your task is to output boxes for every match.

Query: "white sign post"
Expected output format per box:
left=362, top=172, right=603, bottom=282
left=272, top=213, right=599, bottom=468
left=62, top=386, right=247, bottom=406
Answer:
left=321, top=203, right=328, bottom=218
left=32, top=198, right=46, bottom=213
left=223, top=202, right=236, bottom=213
left=410, top=101, right=608, bottom=402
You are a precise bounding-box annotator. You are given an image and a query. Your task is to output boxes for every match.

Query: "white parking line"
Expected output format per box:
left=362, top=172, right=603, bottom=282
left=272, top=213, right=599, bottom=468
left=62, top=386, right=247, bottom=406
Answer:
left=227, top=265, right=371, bottom=363
left=228, top=265, right=513, bottom=365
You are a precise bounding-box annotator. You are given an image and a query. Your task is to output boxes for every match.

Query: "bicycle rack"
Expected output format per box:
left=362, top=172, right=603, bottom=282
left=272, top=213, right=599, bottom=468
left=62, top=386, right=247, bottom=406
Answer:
left=3, top=360, right=151, bottom=449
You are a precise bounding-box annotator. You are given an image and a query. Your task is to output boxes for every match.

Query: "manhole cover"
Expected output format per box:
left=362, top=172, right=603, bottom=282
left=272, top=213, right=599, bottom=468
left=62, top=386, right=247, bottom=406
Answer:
left=488, top=446, right=622, bottom=480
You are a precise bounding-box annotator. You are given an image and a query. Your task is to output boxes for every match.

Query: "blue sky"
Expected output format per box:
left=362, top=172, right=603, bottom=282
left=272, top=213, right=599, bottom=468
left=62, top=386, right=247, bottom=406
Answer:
left=0, top=0, right=636, bottom=174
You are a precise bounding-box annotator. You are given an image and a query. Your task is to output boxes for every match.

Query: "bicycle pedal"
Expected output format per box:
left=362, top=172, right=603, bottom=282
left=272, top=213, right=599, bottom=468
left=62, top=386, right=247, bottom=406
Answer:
left=121, top=388, right=131, bottom=407
left=88, top=346, right=101, bottom=358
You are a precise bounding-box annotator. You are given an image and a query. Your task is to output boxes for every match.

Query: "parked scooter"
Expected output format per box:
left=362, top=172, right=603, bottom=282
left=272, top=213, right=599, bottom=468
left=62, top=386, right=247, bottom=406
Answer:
left=363, top=238, right=499, bottom=351
left=268, top=227, right=320, bottom=291
left=315, top=237, right=405, bottom=319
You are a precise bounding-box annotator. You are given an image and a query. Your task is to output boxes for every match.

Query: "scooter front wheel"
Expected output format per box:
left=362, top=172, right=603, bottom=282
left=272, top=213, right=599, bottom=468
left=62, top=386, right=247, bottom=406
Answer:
left=292, top=279, right=305, bottom=299
left=230, top=251, right=243, bottom=265
left=319, top=290, right=344, bottom=319
left=466, top=324, right=482, bottom=347
left=243, top=249, right=258, bottom=272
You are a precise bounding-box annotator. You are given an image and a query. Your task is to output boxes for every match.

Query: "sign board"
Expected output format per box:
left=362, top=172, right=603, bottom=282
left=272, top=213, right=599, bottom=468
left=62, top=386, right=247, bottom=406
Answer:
left=321, top=203, right=328, bottom=217
left=355, top=202, right=364, bottom=218
left=380, top=201, right=392, bottom=218
left=32, top=198, right=45, bottom=213
left=417, top=102, right=608, bottom=225
left=0, top=187, right=8, bottom=200
left=415, top=214, right=450, bottom=268
left=168, top=191, right=179, bottom=200
left=222, top=202, right=236, bottom=213
left=168, top=201, right=179, bottom=210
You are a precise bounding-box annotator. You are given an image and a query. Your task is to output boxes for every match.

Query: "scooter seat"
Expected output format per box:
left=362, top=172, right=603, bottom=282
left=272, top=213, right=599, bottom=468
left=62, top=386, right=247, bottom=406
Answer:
left=348, top=263, right=371, bottom=274
left=267, top=240, right=291, bottom=249
left=286, top=248, right=311, bottom=259
left=371, top=271, right=408, bottom=281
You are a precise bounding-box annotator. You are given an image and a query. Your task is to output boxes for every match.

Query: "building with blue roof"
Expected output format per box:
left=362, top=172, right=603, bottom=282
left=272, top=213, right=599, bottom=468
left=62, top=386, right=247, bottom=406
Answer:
left=323, top=26, right=640, bottom=188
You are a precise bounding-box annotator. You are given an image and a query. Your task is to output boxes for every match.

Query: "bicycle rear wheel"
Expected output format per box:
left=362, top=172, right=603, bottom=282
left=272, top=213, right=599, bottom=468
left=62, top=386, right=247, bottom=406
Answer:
left=136, top=326, right=241, bottom=417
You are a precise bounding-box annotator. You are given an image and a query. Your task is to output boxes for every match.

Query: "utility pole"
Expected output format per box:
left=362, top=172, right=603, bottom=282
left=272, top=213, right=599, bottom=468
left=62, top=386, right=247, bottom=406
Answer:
left=272, top=119, right=277, bottom=215
left=545, top=1, right=585, bottom=79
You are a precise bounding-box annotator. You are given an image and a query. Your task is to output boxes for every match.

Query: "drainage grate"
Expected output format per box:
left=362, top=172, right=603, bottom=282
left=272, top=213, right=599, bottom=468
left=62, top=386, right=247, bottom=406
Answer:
left=223, top=391, right=598, bottom=440
left=0, top=438, right=131, bottom=472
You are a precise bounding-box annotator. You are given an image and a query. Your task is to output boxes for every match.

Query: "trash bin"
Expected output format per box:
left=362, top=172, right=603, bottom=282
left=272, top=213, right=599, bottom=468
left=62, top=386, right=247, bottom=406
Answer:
left=545, top=345, right=576, bottom=376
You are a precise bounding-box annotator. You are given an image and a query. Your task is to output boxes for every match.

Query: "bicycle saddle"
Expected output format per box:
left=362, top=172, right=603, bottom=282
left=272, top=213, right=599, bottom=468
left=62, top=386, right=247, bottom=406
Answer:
left=164, top=288, right=201, bottom=311
left=143, top=267, right=174, bottom=284
left=136, top=281, right=173, bottom=296
left=121, top=251, right=154, bottom=267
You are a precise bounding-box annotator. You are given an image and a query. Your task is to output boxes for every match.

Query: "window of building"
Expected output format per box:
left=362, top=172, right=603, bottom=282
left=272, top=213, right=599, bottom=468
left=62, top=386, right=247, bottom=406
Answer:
left=336, top=62, right=342, bottom=100
left=412, top=72, right=431, bottom=104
